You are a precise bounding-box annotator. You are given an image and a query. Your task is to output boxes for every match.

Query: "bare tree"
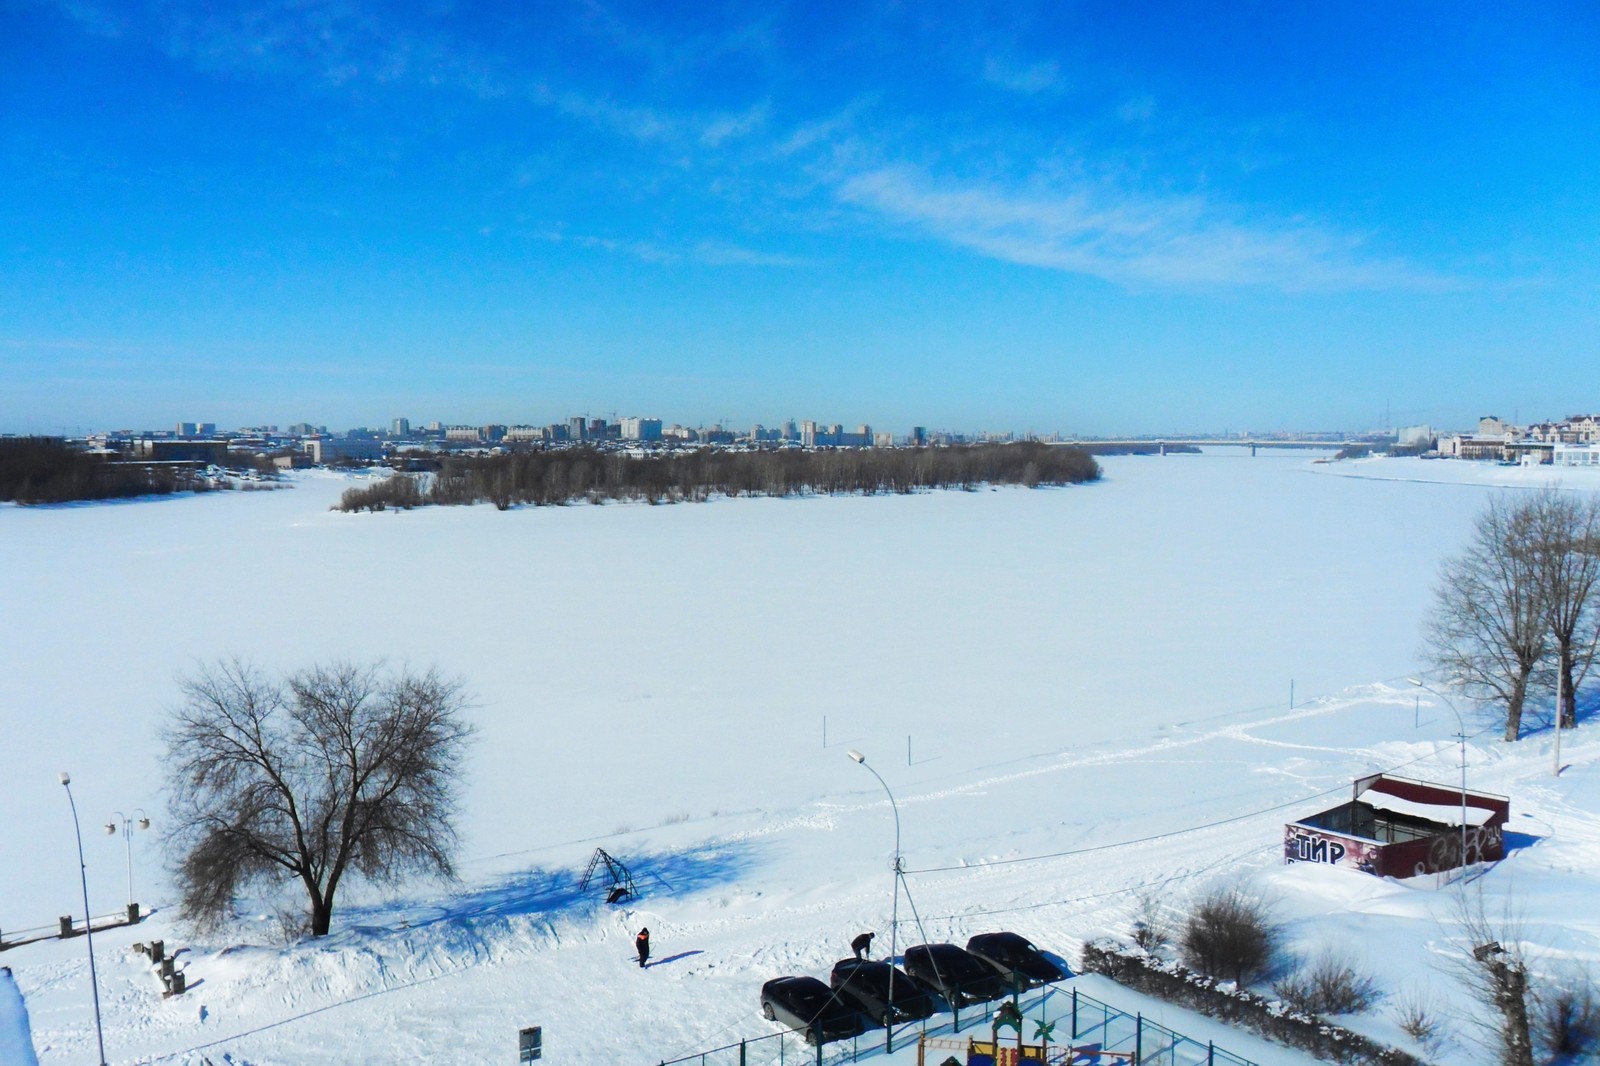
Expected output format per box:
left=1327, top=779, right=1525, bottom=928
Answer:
left=165, top=660, right=475, bottom=937
left=1525, top=491, right=1600, bottom=730
left=1447, top=886, right=1534, bottom=1066
left=1423, top=494, right=1550, bottom=740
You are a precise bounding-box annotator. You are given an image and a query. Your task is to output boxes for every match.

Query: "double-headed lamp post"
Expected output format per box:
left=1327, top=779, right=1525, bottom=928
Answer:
left=1406, top=679, right=1471, bottom=877
left=105, top=810, right=151, bottom=913
left=847, top=749, right=901, bottom=1052
left=60, top=772, right=108, bottom=1066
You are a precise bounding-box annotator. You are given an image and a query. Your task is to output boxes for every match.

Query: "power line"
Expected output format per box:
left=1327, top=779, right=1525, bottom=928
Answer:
left=904, top=715, right=1503, bottom=877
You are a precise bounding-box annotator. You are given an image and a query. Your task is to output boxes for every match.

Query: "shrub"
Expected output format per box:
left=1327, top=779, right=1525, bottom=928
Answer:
left=1390, top=986, right=1444, bottom=1053
left=1178, top=883, right=1281, bottom=986
left=1129, top=889, right=1173, bottom=954
left=1273, top=950, right=1380, bottom=1015
left=336, top=474, right=424, bottom=513
left=1534, top=965, right=1600, bottom=1059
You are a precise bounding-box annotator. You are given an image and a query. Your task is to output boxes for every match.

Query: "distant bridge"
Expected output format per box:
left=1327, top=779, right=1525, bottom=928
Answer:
left=1057, top=438, right=1356, bottom=456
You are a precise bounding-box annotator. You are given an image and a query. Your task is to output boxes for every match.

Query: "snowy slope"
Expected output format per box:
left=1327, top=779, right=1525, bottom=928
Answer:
left=1, top=966, right=40, bottom=1066
left=3, top=451, right=1599, bottom=1064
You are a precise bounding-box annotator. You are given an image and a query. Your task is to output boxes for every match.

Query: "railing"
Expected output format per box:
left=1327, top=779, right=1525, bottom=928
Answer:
left=658, top=984, right=1258, bottom=1066
left=0, top=904, right=144, bottom=952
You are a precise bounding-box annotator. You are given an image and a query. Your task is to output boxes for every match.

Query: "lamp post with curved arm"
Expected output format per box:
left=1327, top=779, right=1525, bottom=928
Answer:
left=847, top=749, right=901, bottom=1052
left=1407, top=679, right=1470, bottom=877
left=60, top=772, right=108, bottom=1066
left=104, top=809, right=150, bottom=914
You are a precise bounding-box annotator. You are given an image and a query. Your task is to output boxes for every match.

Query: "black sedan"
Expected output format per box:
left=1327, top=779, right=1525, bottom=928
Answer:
left=759, top=976, right=868, bottom=1045
left=829, top=958, right=938, bottom=1025
left=902, top=943, right=1010, bottom=1007
left=965, top=931, right=1067, bottom=989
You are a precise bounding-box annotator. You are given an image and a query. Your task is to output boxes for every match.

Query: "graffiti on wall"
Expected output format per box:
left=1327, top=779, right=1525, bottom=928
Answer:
left=1283, top=826, right=1380, bottom=874
left=1413, top=822, right=1503, bottom=877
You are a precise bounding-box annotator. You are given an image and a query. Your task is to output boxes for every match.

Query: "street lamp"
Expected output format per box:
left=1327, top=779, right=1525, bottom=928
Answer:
left=105, top=809, right=151, bottom=914
left=60, top=772, right=108, bottom=1066
left=847, top=749, right=902, bottom=1052
left=1406, top=679, right=1471, bottom=878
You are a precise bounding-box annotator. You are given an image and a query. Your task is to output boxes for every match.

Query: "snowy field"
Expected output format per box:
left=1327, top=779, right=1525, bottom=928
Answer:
left=4, top=450, right=1600, bottom=1065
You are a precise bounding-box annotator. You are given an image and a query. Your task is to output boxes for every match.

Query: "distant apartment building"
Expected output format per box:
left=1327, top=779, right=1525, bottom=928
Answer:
left=445, top=426, right=484, bottom=443
left=482, top=425, right=507, bottom=443
left=619, top=417, right=663, bottom=441
left=1397, top=424, right=1434, bottom=448
left=800, top=420, right=817, bottom=447
left=873, top=432, right=895, bottom=448
left=910, top=426, right=927, bottom=447
left=391, top=417, right=411, bottom=436
left=504, top=425, right=545, bottom=442
left=133, top=438, right=229, bottom=463
left=304, top=437, right=382, bottom=464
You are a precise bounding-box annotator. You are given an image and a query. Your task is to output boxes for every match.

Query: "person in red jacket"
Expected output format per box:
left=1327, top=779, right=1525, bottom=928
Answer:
left=636, top=927, right=651, bottom=968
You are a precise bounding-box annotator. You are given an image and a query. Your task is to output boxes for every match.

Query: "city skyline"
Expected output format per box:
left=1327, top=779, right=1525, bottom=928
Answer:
left=3, top=1, right=1596, bottom=434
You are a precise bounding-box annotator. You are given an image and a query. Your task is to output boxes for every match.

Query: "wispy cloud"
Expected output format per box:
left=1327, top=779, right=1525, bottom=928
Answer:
left=690, top=241, right=809, bottom=267
left=983, top=55, right=1062, bottom=96
left=533, top=231, right=805, bottom=268
left=837, top=165, right=1446, bottom=291
left=700, top=103, right=769, bottom=148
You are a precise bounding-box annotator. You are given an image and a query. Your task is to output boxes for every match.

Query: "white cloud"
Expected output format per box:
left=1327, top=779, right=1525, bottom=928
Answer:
left=690, top=241, right=808, bottom=267
left=983, top=55, right=1061, bottom=95
left=837, top=165, right=1445, bottom=291
left=699, top=104, right=770, bottom=148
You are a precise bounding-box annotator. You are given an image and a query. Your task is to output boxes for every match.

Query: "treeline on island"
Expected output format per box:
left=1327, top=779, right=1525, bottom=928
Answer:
left=0, top=437, right=183, bottom=504
left=338, top=442, right=1101, bottom=512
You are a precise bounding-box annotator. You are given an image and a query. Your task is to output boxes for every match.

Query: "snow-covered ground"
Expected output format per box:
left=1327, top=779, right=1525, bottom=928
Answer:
left=4, top=451, right=1599, bottom=1064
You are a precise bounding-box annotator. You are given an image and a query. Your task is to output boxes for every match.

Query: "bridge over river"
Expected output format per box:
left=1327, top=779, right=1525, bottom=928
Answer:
left=1057, top=438, right=1355, bottom=456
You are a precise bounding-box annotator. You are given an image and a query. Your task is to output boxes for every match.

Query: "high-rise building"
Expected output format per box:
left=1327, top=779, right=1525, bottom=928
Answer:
left=620, top=417, right=663, bottom=441
left=176, top=422, right=198, bottom=437
left=391, top=417, right=410, bottom=436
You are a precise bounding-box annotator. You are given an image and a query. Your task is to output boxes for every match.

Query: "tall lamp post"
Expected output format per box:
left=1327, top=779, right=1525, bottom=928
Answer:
left=60, top=772, right=108, bottom=1066
left=1406, top=679, right=1471, bottom=878
left=847, top=749, right=901, bottom=1052
left=105, top=809, right=150, bottom=916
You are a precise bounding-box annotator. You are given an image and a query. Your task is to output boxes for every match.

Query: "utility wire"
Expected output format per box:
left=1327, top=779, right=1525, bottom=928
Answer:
left=905, top=709, right=1505, bottom=876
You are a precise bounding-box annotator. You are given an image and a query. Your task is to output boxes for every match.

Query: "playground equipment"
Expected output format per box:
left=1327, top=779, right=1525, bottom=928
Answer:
left=577, top=848, right=637, bottom=904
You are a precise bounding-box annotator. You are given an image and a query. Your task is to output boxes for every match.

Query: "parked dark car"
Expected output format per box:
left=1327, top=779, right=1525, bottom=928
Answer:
left=902, top=943, right=1009, bottom=1007
left=829, top=958, right=938, bottom=1025
left=759, top=976, right=868, bottom=1045
left=965, top=931, right=1067, bottom=989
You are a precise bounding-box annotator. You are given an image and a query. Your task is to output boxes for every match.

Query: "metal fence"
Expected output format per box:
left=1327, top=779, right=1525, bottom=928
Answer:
left=659, top=983, right=1258, bottom=1066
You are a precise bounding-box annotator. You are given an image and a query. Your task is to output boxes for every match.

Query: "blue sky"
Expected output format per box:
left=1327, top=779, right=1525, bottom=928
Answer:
left=2, top=1, right=1596, bottom=435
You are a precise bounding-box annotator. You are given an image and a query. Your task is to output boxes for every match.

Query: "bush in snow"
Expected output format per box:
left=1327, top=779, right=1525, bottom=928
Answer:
left=1128, top=888, right=1173, bottom=955
left=1390, top=985, right=1445, bottom=1054
left=1533, top=963, right=1600, bottom=1061
left=1178, top=882, right=1282, bottom=986
left=1273, top=950, right=1380, bottom=1016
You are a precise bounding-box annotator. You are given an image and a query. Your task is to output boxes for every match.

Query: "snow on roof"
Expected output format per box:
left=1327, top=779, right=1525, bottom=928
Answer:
left=1361, top=785, right=1498, bottom=827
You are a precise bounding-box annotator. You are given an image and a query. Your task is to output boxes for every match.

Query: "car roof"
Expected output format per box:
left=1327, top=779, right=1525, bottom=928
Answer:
left=764, top=974, right=828, bottom=991
left=970, top=931, right=1033, bottom=948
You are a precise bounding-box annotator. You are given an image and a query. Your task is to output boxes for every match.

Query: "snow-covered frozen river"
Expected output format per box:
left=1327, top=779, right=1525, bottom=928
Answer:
left=5, top=450, right=1600, bottom=1064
